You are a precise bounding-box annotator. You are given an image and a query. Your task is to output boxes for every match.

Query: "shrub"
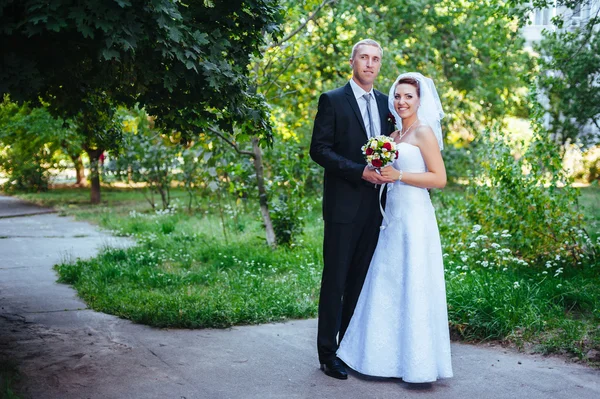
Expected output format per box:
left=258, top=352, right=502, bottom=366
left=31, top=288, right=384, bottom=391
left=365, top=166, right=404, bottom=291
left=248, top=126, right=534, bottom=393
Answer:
left=0, top=99, right=67, bottom=192
left=463, top=127, right=596, bottom=265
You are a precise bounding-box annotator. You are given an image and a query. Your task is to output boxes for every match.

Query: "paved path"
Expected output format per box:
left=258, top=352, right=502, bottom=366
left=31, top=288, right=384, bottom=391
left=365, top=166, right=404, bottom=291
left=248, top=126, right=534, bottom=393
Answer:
left=0, top=195, right=56, bottom=219
left=0, top=194, right=599, bottom=399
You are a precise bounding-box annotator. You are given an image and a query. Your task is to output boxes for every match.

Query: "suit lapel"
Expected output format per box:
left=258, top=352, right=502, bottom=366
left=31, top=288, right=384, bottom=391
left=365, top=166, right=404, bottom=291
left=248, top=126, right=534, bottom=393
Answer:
left=344, top=83, right=368, bottom=137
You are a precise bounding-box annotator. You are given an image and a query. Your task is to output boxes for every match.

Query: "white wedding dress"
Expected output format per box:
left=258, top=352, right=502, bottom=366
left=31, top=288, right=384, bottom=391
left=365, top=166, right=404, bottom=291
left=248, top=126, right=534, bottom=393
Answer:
left=337, top=142, right=453, bottom=383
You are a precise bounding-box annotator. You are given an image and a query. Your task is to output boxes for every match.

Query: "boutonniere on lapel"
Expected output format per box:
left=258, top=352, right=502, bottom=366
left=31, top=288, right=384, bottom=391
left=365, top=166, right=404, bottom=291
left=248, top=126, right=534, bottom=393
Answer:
left=387, top=112, right=396, bottom=126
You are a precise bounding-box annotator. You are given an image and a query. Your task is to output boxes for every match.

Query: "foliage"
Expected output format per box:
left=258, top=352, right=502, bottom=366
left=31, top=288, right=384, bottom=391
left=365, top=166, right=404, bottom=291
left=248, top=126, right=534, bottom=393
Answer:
left=270, top=198, right=302, bottom=246
left=461, top=126, right=596, bottom=263
left=267, top=137, right=317, bottom=246
left=509, top=0, right=600, bottom=148
left=106, top=107, right=180, bottom=210
left=0, top=98, right=73, bottom=192
left=177, top=130, right=258, bottom=238
left=1, top=0, right=283, bottom=203
left=257, top=0, right=532, bottom=148
left=0, top=0, right=282, bottom=132
left=440, top=144, right=479, bottom=183
left=583, top=151, right=600, bottom=182
left=535, top=21, right=600, bottom=147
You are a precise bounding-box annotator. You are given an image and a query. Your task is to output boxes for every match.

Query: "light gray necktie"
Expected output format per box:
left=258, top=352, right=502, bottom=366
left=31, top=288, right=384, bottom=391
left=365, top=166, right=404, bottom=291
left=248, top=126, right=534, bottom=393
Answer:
left=363, top=93, right=375, bottom=138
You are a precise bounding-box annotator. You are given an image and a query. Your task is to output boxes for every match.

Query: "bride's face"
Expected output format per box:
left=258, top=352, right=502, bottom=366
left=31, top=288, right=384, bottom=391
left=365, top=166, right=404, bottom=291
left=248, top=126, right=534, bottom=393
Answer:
left=394, top=83, right=420, bottom=120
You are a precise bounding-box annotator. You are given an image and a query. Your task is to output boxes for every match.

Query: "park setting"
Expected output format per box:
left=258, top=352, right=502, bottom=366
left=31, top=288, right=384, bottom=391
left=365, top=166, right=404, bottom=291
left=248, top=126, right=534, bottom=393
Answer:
left=1, top=0, right=600, bottom=398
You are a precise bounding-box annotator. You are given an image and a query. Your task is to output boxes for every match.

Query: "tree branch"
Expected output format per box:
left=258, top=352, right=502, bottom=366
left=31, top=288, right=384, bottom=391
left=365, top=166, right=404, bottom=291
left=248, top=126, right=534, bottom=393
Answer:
left=207, top=125, right=254, bottom=157
left=262, top=51, right=298, bottom=95
left=591, top=117, right=600, bottom=132
left=266, top=0, right=336, bottom=50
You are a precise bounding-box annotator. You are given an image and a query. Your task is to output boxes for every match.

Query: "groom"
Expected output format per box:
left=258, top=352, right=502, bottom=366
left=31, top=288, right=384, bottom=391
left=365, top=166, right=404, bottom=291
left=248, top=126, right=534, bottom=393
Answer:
left=310, top=39, right=395, bottom=380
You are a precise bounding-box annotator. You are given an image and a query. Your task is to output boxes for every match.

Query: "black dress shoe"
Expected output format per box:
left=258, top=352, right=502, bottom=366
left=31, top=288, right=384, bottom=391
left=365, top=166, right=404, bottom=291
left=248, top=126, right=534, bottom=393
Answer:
left=320, top=358, right=348, bottom=380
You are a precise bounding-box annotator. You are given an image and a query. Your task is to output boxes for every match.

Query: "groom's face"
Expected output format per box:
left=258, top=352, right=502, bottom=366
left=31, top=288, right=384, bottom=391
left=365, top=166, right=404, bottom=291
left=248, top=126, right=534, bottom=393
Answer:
left=350, top=45, right=382, bottom=90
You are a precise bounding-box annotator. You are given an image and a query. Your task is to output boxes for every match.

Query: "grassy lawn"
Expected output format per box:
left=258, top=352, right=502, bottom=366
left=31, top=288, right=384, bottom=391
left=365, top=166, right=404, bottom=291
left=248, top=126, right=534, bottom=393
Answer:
left=7, top=184, right=600, bottom=365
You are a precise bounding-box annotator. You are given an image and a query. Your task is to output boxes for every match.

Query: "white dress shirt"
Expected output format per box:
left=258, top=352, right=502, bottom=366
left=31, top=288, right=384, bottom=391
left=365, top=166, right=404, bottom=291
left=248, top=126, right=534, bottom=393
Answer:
left=349, top=78, right=381, bottom=138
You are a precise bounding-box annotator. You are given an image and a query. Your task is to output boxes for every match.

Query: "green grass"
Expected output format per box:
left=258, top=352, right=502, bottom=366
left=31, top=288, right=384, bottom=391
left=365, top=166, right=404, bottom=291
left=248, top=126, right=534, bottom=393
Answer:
left=55, top=218, right=323, bottom=327
left=6, top=185, right=600, bottom=365
left=39, top=186, right=325, bottom=328
left=446, top=265, right=600, bottom=360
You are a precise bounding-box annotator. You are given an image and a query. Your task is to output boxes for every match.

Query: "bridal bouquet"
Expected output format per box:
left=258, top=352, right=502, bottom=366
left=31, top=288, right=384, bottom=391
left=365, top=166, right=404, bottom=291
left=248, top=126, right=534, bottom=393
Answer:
left=361, top=135, right=399, bottom=169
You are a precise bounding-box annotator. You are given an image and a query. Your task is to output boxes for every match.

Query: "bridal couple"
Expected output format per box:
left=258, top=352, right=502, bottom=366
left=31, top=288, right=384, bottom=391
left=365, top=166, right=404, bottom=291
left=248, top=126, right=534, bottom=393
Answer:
left=310, top=39, right=453, bottom=383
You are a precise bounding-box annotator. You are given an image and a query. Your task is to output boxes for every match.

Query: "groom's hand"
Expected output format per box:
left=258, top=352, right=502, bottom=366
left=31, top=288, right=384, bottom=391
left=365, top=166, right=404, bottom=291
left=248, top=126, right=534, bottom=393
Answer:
left=362, top=166, right=395, bottom=185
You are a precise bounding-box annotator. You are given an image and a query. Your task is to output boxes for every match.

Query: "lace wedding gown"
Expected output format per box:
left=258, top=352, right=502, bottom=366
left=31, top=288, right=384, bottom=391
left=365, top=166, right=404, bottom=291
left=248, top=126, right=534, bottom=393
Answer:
left=337, top=142, right=453, bottom=383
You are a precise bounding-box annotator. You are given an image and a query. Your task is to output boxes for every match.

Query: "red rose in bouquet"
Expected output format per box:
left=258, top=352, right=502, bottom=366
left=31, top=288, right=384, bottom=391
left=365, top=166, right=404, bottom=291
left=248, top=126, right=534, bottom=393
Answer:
left=361, top=135, right=399, bottom=170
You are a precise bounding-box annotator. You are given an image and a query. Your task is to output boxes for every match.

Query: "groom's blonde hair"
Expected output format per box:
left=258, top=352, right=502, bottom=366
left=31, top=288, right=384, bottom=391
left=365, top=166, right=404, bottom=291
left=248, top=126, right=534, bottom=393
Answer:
left=350, top=39, right=383, bottom=61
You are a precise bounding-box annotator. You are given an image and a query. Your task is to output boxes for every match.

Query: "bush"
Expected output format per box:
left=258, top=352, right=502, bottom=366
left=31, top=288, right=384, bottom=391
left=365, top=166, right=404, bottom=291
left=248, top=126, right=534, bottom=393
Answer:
left=462, top=127, right=594, bottom=265
left=0, top=99, right=67, bottom=192
left=271, top=194, right=304, bottom=246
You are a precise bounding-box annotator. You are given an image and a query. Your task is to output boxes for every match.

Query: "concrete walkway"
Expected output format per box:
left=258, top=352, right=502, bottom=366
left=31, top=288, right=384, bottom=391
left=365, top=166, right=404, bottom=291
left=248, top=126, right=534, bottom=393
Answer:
left=0, top=195, right=599, bottom=399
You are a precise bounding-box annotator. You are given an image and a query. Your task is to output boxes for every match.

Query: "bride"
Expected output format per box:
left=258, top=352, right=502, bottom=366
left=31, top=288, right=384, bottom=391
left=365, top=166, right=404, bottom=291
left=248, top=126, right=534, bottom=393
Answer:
left=336, top=72, right=453, bottom=383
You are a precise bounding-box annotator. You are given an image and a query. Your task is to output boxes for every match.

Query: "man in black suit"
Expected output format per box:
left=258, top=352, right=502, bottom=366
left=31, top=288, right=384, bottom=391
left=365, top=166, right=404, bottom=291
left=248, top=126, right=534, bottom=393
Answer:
left=310, top=39, right=396, bottom=380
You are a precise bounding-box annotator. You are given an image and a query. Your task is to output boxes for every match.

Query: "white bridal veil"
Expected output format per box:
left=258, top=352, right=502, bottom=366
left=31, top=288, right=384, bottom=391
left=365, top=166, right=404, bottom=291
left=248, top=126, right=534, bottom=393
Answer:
left=387, top=72, right=445, bottom=150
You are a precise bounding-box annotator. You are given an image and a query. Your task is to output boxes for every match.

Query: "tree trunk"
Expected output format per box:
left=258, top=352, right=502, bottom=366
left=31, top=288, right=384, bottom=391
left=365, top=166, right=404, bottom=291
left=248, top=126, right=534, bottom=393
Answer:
left=86, top=148, right=103, bottom=204
left=252, top=137, right=276, bottom=247
left=71, top=154, right=86, bottom=186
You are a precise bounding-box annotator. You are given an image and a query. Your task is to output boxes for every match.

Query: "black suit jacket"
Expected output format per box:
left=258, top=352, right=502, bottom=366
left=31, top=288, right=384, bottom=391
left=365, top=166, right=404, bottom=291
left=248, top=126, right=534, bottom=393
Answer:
left=310, top=82, right=394, bottom=223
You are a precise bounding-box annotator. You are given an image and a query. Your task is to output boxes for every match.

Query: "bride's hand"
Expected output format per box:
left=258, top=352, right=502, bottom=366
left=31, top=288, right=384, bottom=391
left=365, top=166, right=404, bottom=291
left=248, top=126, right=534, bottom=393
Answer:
left=380, top=165, right=400, bottom=181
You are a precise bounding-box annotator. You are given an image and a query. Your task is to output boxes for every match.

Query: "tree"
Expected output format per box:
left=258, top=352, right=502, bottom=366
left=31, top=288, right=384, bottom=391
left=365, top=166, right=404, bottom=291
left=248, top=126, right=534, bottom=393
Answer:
left=0, top=0, right=282, bottom=202
left=0, top=98, right=74, bottom=191
left=254, top=0, right=532, bottom=151
left=533, top=1, right=600, bottom=148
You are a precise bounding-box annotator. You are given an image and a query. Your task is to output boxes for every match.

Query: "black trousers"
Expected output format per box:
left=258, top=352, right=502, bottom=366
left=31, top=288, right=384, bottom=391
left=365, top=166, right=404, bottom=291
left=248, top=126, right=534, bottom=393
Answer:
left=317, top=186, right=383, bottom=364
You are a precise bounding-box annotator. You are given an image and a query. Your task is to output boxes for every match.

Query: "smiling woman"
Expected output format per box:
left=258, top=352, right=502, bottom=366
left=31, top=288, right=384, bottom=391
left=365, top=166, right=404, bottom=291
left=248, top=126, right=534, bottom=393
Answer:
left=382, top=73, right=447, bottom=189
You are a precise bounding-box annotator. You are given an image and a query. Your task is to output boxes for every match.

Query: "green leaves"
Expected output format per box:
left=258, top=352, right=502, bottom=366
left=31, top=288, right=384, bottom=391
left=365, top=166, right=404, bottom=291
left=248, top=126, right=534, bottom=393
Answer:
left=463, top=124, right=589, bottom=264
left=0, top=97, right=74, bottom=192
left=0, top=0, right=282, bottom=139
left=535, top=17, right=600, bottom=148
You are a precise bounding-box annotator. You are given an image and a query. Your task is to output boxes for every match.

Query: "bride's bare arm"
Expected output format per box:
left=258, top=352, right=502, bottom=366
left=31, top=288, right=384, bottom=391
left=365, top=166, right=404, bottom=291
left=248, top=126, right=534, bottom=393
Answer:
left=380, top=126, right=446, bottom=189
